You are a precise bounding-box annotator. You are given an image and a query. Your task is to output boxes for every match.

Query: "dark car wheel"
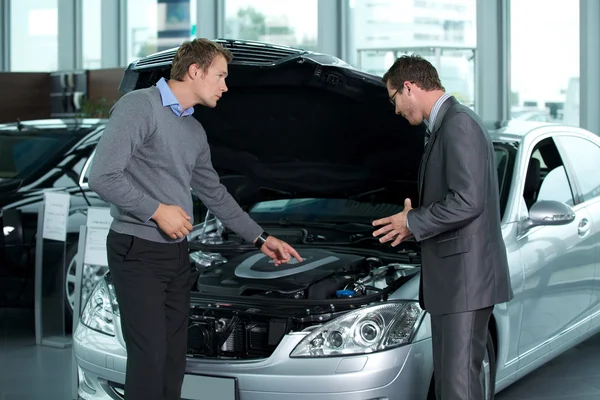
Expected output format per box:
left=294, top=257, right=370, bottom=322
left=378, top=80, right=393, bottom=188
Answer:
left=427, top=329, right=496, bottom=400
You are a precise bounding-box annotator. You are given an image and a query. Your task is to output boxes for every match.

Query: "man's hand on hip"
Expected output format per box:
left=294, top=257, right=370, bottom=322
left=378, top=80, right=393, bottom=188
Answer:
left=372, top=198, right=414, bottom=246
left=258, top=236, right=303, bottom=266
left=151, top=203, right=194, bottom=240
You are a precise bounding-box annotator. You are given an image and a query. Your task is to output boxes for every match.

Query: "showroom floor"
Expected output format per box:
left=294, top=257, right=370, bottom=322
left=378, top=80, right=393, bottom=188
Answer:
left=1, top=307, right=600, bottom=400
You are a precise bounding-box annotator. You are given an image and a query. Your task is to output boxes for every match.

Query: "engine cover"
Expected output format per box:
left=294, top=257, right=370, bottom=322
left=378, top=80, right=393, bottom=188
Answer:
left=196, top=249, right=365, bottom=298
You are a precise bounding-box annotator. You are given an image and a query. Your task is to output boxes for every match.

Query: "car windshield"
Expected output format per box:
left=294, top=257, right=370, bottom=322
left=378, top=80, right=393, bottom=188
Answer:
left=0, top=131, right=80, bottom=183
left=248, top=143, right=514, bottom=223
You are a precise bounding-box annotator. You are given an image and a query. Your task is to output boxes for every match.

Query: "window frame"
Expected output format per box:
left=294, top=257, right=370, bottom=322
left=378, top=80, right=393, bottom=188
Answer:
left=554, top=134, right=600, bottom=205
left=522, top=136, right=578, bottom=208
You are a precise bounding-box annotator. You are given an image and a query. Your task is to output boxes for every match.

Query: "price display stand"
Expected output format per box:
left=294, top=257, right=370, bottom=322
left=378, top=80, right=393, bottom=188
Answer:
left=34, top=192, right=71, bottom=348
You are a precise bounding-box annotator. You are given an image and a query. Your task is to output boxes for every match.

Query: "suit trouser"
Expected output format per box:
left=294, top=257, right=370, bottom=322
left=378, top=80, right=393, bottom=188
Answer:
left=430, top=306, right=494, bottom=400
left=106, top=229, right=192, bottom=400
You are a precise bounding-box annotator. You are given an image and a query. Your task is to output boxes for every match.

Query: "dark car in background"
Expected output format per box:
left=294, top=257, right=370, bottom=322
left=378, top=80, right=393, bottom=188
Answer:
left=0, top=118, right=108, bottom=316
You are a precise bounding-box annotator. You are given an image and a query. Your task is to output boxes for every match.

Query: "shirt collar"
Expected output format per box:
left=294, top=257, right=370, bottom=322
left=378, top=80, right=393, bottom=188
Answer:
left=156, top=77, right=195, bottom=117
left=424, top=92, right=452, bottom=133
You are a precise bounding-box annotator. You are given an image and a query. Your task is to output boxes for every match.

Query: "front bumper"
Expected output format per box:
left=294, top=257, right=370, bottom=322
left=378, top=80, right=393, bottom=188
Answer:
left=74, top=324, right=433, bottom=400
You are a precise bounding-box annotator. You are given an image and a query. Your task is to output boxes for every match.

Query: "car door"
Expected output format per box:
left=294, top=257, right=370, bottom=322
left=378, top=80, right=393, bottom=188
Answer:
left=515, top=135, right=595, bottom=371
left=554, top=134, right=600, bottom=330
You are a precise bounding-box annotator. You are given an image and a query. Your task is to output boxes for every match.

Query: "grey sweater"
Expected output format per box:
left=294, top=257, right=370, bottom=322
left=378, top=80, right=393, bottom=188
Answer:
left=88, top=86, right=263, bottom=243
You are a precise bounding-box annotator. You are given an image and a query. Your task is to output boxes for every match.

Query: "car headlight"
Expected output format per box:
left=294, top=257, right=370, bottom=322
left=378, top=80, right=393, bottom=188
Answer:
left=290, top=301, right=423, bottom=357
left=80, top=276, right=120, bottom=336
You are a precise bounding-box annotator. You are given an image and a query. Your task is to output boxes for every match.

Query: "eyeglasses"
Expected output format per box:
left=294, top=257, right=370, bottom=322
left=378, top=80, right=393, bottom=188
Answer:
left=389, top=88, right=400, bottom=105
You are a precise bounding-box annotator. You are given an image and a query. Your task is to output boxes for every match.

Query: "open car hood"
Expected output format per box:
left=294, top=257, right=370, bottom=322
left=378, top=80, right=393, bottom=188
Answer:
left=120, top=39, right=426, bottom=206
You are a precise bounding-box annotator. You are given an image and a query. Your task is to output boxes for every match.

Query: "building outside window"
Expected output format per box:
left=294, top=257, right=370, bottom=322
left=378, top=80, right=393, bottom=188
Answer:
left=510, top=0, right=579, bottom=125
left=82, top=0, right=102, bottom=69
left=225, top=0, right=318, bottom=51
left=348, top=0, right=477, bottom=108
left=10, top=0, right=58, bottom=72
left=127, top=0, right=197, bottom=65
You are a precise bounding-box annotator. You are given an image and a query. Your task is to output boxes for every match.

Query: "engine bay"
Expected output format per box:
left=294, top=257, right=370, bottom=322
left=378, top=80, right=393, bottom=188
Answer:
left=191, top=246, right=418, bottom=300
left=185, top=225, right=421, bottom=359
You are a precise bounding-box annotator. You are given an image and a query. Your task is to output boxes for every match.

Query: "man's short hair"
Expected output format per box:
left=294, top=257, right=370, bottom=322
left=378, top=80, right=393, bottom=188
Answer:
left=170, top=38, right=233, bottom=81
left=382, top=54, right=445, bottom=92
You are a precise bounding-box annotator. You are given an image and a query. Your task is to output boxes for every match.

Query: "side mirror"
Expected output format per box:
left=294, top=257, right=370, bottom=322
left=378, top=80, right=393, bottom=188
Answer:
left=520, top=200, right=576, bottom=232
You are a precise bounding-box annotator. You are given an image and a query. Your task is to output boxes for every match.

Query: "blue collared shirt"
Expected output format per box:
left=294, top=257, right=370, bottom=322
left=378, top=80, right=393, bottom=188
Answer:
left=156, top=77, right=195, bottom=117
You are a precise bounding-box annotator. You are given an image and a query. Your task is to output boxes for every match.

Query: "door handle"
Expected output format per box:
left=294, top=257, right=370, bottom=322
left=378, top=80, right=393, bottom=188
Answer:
left=578, top=218, right=590, bottom=236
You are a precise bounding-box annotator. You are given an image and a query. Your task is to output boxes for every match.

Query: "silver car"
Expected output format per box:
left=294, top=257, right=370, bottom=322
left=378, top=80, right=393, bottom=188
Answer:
left=73, top=41, right=600, bottom=400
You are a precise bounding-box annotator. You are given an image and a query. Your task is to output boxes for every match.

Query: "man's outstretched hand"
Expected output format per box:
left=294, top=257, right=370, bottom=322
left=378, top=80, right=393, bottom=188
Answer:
left=258, top=236, right=303, bottom=266
left=372, top=198, right=414, bottom=246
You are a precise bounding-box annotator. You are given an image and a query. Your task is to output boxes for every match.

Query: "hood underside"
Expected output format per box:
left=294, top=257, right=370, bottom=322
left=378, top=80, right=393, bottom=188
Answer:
left=123, top=41, right=426, bottom=206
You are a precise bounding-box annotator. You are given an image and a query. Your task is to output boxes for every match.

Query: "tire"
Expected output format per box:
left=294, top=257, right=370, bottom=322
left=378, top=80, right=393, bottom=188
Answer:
left=426, top=330, right=496, bottom=399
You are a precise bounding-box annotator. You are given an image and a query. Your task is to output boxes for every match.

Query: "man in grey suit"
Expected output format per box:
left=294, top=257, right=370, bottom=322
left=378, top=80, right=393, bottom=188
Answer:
left=372, top=55, right=513, bottom=400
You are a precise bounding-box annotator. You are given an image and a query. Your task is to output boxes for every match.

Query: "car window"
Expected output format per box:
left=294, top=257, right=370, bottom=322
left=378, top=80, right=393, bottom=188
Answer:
left=523, top=137, right=575, bottom=208
left=249, top=145, right=515, bottom=222
left=532, top=149, right=547, bottom=168
left=52, top=156, right=87, bottom=188
left=495, top=148, right=509, bottom=184
left=537, top=166, right=574, bottom=205
left=249, top=198, right=404, bottom=223
left=555, top=136, right=600, bottom=202
left=0, top=132, right=79, bottom=183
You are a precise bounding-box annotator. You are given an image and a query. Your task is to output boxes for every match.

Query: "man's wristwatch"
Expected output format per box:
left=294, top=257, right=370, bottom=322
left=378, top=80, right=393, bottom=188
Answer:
left=254, top=231, right=270, bottom=250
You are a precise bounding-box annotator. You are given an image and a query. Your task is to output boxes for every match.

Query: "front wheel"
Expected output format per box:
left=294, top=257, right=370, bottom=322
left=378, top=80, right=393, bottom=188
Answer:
left=427, top=329, right=496, bottom=399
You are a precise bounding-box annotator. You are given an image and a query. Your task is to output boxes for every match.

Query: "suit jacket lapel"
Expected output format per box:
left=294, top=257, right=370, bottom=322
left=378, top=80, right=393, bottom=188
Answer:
left=418, top=96, right=458, bottom=201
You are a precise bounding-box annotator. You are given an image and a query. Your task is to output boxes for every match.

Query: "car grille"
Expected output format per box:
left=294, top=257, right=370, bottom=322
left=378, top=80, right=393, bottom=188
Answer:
left=133, top=39, right=304, bottom=70
left=187, top=312, right=281, bottom=360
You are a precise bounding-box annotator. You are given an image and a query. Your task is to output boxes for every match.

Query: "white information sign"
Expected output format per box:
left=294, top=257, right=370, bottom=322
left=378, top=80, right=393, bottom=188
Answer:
left=84, top=208, right=113, bottom=267
left=42, top=192, right=70, bottom=242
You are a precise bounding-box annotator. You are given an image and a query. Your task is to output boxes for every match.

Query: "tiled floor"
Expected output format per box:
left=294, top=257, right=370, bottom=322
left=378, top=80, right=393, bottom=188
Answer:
left=495, top=332, right=600, bottom=400
left=0, top=308, right=74, bottom=400
left=1, top=307, right=599, bottom=400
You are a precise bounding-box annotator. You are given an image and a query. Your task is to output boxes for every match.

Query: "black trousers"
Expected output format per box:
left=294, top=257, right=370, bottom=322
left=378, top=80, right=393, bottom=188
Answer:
left=430, top=306, right=494, bottom=400
left=106, top=230, right=192, bottom=400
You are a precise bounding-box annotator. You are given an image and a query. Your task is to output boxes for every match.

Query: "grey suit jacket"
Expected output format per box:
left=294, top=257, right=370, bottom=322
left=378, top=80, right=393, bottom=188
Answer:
left=407, top=96, right=513, bottom=315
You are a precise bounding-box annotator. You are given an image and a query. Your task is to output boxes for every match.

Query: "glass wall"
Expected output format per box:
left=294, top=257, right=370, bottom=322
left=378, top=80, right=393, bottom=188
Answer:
left=10, top=0, right=58, bottom=72
left=510, top=0, right=580, bottom=125
left=224, top=0, right=318, bottom=51
left=82, top=0, right=102, bottom=69
left=2, top=0, right=595, bottom=130
left=127, top=0, right=197, bottom=65
left=348, top=0, right=477, bottom=107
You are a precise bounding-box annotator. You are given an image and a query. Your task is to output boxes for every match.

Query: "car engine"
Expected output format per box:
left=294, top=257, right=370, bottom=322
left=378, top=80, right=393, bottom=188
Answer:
left=187, top=246, right=418, bottom=359
left=191, top=247, right=417, bottom=300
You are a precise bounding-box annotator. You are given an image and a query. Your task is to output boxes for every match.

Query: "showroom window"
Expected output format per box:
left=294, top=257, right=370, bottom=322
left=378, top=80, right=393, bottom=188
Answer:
left=82, top=0, right=102, bottom=69
left=10, top=0, right=58, bottom=72
left=127, top=0, right=197, bottom=65
left=347, top=0, right=477, bottom=108
left=510, top=0, right=579, bottom=125
left=224, top=0, right=318, bottom=51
